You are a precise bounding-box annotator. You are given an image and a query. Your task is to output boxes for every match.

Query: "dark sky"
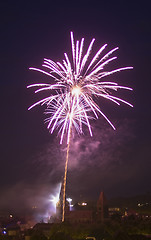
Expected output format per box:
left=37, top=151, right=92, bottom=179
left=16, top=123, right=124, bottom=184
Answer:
left=0, top=0, right=151, bottom=218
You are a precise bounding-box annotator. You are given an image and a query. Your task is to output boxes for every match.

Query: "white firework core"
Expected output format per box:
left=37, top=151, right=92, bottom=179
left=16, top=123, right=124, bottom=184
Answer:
left=28, top=32, right=133, bottom=144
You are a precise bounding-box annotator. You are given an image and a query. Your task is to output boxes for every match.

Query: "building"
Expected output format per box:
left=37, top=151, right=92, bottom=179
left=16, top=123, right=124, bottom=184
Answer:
left=97, top=191, right=108, bottom=222
left=65, top=207, right=93, bottom=223
left=56, top=189, right=108, bottom=223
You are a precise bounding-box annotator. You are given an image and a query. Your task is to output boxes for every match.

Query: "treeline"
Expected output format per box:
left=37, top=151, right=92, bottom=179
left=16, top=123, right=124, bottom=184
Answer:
left=1, top=217, right=151, bottom=240
left=27, top=217, right=151, bottom=240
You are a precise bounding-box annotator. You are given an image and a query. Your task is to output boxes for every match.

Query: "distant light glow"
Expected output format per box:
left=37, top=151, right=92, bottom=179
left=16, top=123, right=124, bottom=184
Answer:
left=67, top=197, right=72, bottom=210
left=34, top=183, right=61, bottom=223
left=78, top=202, right=87, bottom=206
left=66, top=197, right=72, bottom=203
left=48, top=183, right=61, bottom=212
left=32, top=206, right=37, bottom=209
left=138, top=202, right=149, bottom=207
left=50, top=195, right=59, bottom=208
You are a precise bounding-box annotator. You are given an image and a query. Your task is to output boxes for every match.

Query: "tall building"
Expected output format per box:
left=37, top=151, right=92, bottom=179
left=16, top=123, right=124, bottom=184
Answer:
left=97, top=191, right=108, bottom=221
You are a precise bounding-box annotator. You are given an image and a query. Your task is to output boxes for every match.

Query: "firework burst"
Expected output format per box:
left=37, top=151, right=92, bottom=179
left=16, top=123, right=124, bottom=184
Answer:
left=28, top=32, right=133, bottom=144
left=28, top=32, right=133, bottom=221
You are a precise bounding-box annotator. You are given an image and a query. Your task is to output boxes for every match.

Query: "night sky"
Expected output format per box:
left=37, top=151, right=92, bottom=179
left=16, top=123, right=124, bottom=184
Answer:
left=1, top=1, right=151, bottom=218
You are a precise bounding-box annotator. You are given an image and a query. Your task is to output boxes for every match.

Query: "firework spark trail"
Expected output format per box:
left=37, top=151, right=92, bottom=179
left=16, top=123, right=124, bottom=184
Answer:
left=62, top=140, right=70, bottom=222
left=28, top=32, right=133, bottom=221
